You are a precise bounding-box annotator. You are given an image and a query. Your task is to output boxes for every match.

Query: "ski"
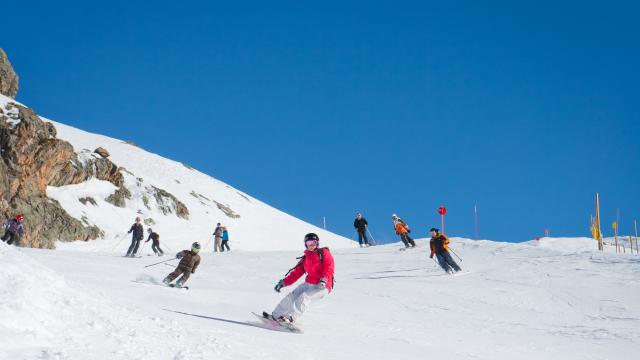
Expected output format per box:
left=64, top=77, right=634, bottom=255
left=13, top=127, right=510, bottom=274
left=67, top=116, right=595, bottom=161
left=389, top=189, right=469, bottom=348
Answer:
left=168, top=284, right=189, bottom=290
left=251, top=312, right=302, bottom=334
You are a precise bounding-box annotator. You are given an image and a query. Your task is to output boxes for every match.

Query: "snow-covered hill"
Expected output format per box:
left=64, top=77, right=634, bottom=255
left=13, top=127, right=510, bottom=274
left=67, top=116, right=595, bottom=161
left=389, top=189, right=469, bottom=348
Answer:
left=0, top=92, right=354, bottom=251
left=1, top=237, right=638, bottom=359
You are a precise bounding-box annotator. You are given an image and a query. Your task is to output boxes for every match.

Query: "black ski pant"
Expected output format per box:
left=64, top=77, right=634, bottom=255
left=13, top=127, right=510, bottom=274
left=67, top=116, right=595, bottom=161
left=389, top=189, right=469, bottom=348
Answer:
left=357, top=230, right=369, bottom=245
left=151, top=240, right=163, bottom=255
left=165, top=267, right=192, bottom=285
left=400, top=234, right=415, bottom=248
left=1, top=231, right=19, bottom=245
left=126, top=238, right=142, bottom=256
left=435, top=252, right=462, bottom=272
left=221, top=240, right=230, bottom=251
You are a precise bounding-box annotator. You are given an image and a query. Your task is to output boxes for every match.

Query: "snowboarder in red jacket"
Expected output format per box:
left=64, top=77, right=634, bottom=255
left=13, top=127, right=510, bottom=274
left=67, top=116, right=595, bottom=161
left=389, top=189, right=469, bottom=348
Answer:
left=265, top=233, right=335, bottom=324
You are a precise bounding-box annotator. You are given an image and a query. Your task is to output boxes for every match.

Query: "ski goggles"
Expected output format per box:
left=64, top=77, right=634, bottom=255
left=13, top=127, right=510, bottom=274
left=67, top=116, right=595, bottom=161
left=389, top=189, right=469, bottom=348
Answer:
left=305, top=239, right=319, bottom=247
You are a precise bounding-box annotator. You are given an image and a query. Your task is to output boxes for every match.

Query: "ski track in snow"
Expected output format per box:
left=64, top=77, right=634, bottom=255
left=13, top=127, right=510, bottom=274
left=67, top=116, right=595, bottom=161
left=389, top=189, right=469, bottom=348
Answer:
left=2, top=237, right=639, bottom=359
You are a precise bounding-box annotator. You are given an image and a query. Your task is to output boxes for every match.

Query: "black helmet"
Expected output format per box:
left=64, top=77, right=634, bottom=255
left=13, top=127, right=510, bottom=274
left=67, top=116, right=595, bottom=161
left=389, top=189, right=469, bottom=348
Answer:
left=191, top=242, right=201, bottom=253
left=430, top=228, right=440, bottom=233
left=304, top=233, right=319, bottom=244
left=147, top=228, right=152, bottom=233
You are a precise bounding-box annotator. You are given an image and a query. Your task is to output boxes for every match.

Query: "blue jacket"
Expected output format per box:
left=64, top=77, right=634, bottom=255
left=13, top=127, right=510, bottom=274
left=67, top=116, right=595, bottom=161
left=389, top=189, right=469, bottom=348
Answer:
left=222, top=230, right=229, bottom=241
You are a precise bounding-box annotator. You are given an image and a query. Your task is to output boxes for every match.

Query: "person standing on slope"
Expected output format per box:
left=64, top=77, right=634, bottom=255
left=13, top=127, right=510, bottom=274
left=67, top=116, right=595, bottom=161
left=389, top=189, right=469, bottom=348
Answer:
left=264, top=233, right=335, bottom=324
left=354, top=212, right=370, bottom=247
left=213, top=223, right=223, bottom=252
left=2, top=214, right=25, bottom=245
left=125, top=217, right=144, bottom=257
left=220, top=227, right=231, bottom=252
left=392, top=214, right=415, bottom=248
left=163, top=242, right=201, bottom=287
left=429, top=228, right=461, bottom=274
left=145, top=228, right=164, bottom=256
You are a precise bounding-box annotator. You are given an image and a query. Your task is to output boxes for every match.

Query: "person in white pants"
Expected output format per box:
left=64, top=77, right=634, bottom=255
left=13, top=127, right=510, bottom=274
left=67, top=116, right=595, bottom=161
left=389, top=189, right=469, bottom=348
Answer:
left=268, top=233, right=335, bottom=323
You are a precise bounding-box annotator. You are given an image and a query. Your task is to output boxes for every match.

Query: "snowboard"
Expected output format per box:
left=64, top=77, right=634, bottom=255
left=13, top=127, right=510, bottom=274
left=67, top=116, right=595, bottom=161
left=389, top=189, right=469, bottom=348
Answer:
left=251, top=312, right=302, bottom=334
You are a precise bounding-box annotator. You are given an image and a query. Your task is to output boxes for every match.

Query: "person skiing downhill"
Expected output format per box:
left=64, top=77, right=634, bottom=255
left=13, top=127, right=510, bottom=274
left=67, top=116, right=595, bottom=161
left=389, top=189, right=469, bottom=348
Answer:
left=163, top=242, right=201, bottom=287
left=354, top=212, right=370, bottom=247
left=264, top=233, right=335, bottom=324
left=392, top=214, right=416, bottom=248
left=2, top=214, right=25, bottom=245
left=429, top=228, right=462, bottom=274
left=145, top=228, right=164, bottom=256
left=125, top=217, right=144, bottom=257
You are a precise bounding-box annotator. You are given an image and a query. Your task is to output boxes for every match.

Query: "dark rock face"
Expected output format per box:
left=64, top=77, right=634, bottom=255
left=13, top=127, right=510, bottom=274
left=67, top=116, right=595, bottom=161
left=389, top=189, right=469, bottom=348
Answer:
left=0, top=49, right=18, bottom=99
left=0, top=102, right=120, bottom=248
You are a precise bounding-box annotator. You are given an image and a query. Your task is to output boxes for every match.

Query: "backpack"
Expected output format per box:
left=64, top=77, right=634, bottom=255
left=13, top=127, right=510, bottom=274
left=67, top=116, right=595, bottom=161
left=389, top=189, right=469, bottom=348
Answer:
left=285, top=247, right=336, bottom=289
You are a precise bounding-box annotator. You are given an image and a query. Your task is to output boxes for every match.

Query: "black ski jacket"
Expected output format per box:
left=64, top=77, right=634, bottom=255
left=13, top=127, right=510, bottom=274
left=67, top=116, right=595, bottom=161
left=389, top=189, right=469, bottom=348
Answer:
left=354, top=217, right=368, bottom=232
left=128, top=223, right=144, bottom=240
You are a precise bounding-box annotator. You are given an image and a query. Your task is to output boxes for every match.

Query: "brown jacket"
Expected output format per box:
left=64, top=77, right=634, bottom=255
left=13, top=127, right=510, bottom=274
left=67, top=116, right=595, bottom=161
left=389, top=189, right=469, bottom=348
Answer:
left=177, top=250, right=201, bottom=273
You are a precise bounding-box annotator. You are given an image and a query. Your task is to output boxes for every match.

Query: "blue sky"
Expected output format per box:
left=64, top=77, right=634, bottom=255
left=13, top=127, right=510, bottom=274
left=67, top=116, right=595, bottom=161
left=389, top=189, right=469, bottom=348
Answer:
left=4, top=1, right=639, bottom=243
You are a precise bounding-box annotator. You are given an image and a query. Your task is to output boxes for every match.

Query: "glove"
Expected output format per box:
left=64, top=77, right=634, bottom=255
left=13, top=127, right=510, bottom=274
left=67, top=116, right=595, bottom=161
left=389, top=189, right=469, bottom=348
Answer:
left=274, top=279, right=285, bottom=293
left=430, top=254, right=434, bottom=259
left=318, top=278, right=327, bottom=289
left=176, top=252, right=183, bottom=259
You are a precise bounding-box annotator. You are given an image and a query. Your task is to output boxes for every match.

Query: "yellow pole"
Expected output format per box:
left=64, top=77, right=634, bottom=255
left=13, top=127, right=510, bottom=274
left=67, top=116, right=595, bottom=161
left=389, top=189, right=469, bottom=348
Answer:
left=630, top=236, right=634, bottom=255
left=633, top=219, right=638, bottom=254
left=595, top=193, right=603, bottom=251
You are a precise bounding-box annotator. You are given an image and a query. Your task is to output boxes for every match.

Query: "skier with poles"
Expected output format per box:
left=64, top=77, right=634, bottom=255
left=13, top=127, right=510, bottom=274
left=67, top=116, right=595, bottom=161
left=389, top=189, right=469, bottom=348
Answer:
left=354, top=212, right=370, bottom=247
left=145, top=228, right=164, bottom=256
left=262, top=233, right=335, bottom=325
left=392, top=214, right=416, bottom=249
left=163, top=242, right=201, bottom=288
left=2, top=214, right=25, bottom=246
left=125, top=217, right=144, bottom=257
left=429, top=228, right=462, bottom=274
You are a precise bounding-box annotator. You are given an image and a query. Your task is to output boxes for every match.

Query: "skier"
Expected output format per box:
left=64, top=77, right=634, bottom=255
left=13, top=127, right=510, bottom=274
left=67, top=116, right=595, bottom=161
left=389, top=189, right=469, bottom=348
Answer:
left=213, top=223, right=222, bottom=252
left=392, top=214, right=415, bottom=248
left=2, top=214, right=25, bottom=245
left=145, top=228, right=164, bottom=256
left=163, top=242, right=201, bottom=287
left=429, top=228, right=462, bottom=274
left=354, top=212, right=370, bottom=247
left=264, top=233, right=335, bottom=324
left=125, top=217, right=144, bottom=257
left=220, top=227, right=231, bottom=252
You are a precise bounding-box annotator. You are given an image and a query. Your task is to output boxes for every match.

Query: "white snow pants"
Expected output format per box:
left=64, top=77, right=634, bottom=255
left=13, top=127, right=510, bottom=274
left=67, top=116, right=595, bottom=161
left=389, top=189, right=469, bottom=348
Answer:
left=272, top=282, right=329, bottom=321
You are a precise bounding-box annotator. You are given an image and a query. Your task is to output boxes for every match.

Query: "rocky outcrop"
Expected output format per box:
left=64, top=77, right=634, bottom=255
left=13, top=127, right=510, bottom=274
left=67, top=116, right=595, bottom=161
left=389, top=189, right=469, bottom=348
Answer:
left=150, top=186, right=189, bottom=219
left=0, top=49, right=18, bottom=99
left=0, top=101, right=123, bottom=248
left=94, top=147, right=110, bottom=158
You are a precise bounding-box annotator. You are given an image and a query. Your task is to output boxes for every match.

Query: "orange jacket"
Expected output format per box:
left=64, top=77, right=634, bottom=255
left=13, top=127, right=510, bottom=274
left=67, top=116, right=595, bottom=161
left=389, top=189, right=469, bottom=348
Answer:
left=430, top=234, right=450, bottom=256
left=394, top=222, right=409, bottom=235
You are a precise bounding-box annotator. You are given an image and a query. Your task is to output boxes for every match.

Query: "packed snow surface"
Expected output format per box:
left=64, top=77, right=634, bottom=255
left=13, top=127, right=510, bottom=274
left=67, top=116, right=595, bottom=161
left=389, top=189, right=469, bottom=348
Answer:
left=2, top=237, right=639, bottom=359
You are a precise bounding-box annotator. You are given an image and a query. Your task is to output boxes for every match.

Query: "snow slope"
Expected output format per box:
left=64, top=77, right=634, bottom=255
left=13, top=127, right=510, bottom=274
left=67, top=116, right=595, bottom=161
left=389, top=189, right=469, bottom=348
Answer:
left=1, top=93, right=354, bottom=251
left=2, top=237, right=638, bottom=359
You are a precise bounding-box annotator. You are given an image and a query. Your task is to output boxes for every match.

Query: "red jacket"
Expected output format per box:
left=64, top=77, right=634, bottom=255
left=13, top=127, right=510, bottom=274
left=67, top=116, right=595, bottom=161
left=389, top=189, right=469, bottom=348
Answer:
left=284, top=248, right=335, bottom=292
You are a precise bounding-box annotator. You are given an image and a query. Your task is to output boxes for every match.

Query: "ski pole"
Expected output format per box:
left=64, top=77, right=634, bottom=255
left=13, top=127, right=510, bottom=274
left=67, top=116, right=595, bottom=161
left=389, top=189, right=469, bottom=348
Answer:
left=449, top=248, right=463, bottom=262
left=144, top=258, right=176, bottom=268
left=366, top=228, right=377, bottom=246
left=111, top=233, right=128, bottom=252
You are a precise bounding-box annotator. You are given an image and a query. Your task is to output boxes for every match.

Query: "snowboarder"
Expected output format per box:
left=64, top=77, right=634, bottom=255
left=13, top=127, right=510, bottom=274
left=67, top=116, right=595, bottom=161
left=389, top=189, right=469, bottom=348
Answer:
left=429, top=228, right=462, bottom=274
left=392, top=214, right=415, bottom=248
left=213, top=223, right=222, bottom=252
left=2, top=214, right=25, bottom=245
left=220, top=227, right=231, bottom=252
left=264, top=233, right=335, bottom=324
left=125, top=217, right=144, bottom=257
left=163, top=242, right=201, bottom=287
left=354, top=212, right=370, bottom=247
left=145, top=228, right=164, bottom=256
